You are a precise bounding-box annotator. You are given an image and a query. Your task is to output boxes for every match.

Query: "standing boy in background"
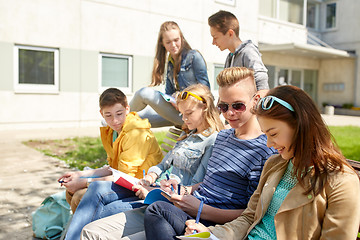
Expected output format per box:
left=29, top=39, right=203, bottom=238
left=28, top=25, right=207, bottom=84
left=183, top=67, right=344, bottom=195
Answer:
left=208, top=10, right=269, bottom=97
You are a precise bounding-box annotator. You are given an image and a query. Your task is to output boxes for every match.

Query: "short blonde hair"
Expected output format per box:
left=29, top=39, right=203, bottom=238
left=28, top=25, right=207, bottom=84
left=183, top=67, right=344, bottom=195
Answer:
left=217, top=67, right=257, bottom=97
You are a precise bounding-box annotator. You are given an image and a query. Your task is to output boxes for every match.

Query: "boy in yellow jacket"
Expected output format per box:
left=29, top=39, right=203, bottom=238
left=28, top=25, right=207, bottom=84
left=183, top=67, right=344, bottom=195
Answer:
left=58, top=88, right=163, bottom=212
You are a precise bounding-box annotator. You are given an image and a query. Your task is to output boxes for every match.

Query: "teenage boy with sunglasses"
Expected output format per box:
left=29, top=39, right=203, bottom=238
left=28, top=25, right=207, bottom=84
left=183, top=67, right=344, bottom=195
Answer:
left=81, top=67, right=276, bottom=239
left=142, top=67, right=277, bottom=239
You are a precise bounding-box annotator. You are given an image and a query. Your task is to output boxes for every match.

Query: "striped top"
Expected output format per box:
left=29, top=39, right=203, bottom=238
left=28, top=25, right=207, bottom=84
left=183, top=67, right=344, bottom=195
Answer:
left=193, top=129, right=277, bottom=209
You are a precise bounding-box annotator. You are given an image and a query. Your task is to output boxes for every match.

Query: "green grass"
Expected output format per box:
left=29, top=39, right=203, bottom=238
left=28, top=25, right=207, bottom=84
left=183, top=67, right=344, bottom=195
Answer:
left=25, top=132, right=168, bottom=170
left=328, top=126, right=360, bottom=161
left=26, top=126, right=360, bottom=170
left=25, top=137, right=108, bottom=170
left=153, top=131, right=167, bottom=147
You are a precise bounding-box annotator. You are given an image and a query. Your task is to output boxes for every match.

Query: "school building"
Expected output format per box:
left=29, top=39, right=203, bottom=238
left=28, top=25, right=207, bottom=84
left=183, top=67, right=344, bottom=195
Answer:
left=0, top=0, right=359, bottom=130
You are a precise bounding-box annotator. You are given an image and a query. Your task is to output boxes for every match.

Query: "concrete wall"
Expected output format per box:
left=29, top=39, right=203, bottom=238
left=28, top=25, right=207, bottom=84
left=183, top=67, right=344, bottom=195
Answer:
left=261, top=52, right=356, bottom=108
left=320, top=0, right=360, bottom=45
left=257, top=17, right=308, bottom=45
left=318, top=0, right=360, bottom=107
left=0, top=0, right=358, bottom=130
left=258, top=0, right=359, bottom=108
left=0, top=0, right=263, bottom=130
left=318, top=58, right=355, bottom=107
left=262, top=52, right=320, bottom=70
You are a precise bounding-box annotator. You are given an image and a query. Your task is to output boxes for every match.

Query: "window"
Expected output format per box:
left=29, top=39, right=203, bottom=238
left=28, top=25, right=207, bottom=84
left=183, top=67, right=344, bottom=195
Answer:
left=259, top=0, right=277, bottom=18
left=325, top=2, right=336, bottom=29
left=99, top=53, right=132, bottom=93
left=267, top=65, right=276, bottom=89
left=213, top=64, right=223, bottom=91
left=266, top=65, right=318, bottom=101
left=279, top=0, right=304, bottom=24
left=323, top=82, right=344, bottom=92
left=14, top=45, right=59, bottom=93
left=259, top=0, right=305, bottom=25
left=306, top=1, right=317, bottom=28
left=304, top=69, right=317, bottom=101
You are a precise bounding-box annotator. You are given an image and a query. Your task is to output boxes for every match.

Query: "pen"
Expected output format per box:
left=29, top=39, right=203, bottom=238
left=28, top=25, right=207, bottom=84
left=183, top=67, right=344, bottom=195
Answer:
left=165, top=174, right=175, bottom=192
left=193, top=198, right=204, bottom=234
left=143, top=169, right=146, bottom=179
left=178, top=184, right=181, bottom=195
left=58, top=180, right=64, bottom=183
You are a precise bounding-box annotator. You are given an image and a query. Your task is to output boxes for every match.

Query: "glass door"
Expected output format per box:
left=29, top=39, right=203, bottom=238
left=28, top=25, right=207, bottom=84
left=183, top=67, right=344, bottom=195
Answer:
left=291, top=70, right=302, bottom=88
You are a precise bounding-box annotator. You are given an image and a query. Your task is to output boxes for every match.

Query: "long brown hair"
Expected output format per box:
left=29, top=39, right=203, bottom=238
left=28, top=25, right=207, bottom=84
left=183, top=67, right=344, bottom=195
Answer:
left=254, top=85, right=353, bottom=195
left=150, top=21, right=192, bottom=87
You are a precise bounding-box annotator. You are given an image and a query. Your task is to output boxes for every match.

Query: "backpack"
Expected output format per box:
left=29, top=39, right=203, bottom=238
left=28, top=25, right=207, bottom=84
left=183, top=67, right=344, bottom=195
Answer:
left=32, top=191, right=72, bottom=240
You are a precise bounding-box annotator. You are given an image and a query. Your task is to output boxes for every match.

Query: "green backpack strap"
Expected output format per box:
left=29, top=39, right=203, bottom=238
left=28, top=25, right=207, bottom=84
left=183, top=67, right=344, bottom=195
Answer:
left=45, top=225, right=64, bottom=240
left=32, top=191, right=72, bottom=239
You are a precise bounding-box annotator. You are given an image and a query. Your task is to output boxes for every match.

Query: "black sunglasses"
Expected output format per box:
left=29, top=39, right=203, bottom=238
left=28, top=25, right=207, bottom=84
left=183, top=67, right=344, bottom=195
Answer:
left=217, top=102, right=247, bottom=113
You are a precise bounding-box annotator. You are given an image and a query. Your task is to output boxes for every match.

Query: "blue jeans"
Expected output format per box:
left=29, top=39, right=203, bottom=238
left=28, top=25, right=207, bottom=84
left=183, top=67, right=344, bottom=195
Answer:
left=144, top=201, right=214, bottom=240
left=129, top=87, right=183, bottom=128
left=65, top=181, right=144, bottom=240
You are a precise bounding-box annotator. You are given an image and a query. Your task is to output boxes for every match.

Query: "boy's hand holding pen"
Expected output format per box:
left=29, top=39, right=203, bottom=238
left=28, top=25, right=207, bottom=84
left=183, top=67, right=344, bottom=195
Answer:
left=193, top=198, right=204, bottom=233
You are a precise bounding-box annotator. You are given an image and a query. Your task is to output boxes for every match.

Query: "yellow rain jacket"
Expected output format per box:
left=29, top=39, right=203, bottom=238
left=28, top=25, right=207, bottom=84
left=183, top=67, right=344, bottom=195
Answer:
left=100, top=112, right=163, bottom=179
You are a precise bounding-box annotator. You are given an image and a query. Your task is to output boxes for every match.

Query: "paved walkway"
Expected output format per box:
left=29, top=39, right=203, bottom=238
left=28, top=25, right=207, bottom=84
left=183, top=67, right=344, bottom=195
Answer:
left=321, top=114, right=360, bottom=127
left=0, top=127, right=100, bottom=240
left=0, top=126, right=169, bottom=240
left=0, top=115, right=359, bottom=239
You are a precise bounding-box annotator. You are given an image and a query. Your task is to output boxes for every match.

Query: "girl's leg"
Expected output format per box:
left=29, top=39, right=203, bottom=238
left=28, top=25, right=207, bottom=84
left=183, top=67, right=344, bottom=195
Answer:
left=144, top=201, right=193, bottom=240
left=65, top=181, right=142, bottom=240
left=129, top=87, right=155, bottom=112
left=137, top=106, right=175, bottom=128
left=129, top=87, right=183, bottom=127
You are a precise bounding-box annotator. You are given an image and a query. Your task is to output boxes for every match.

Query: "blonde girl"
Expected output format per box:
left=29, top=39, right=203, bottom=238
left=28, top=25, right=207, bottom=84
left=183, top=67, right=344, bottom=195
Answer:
left=68, top=84, right=223, bottom=240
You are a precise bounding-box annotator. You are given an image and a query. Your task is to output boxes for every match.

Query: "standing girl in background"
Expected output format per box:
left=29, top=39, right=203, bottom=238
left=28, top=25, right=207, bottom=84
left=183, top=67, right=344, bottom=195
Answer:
left=185, top=85, right=360, bottom=240
left=130, top=21, right=210, bottom=128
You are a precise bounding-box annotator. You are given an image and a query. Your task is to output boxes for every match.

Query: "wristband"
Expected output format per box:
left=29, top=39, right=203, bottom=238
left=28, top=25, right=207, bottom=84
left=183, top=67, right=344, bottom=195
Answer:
left=149, top=172, right=158, bottom=183
left=86, top=178, right=92, bottom=187
left=184, top=186, right=189, bottom=195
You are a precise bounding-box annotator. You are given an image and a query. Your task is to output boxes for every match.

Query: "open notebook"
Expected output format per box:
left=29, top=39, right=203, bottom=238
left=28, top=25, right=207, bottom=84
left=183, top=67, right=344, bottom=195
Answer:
left=110, top=167, right=140, bottom=191
left=110, top=167, right=172, bottom=205
left=159, top=92, right=176, bottom=105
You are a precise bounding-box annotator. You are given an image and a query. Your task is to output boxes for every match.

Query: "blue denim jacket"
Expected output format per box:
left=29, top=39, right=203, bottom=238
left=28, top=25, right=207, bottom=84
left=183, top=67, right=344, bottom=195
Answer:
left=148, top=129, right=217, bottom=186
left=165, top=49, right=210, bottom=95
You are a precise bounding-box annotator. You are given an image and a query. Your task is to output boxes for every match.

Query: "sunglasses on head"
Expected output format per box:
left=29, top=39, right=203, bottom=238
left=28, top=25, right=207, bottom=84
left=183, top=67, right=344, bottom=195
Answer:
left=179, top=91, right=205, bottom=103
left=258, top=96, right=294, bottom=112
left=217, top=102, right=247, bottom=113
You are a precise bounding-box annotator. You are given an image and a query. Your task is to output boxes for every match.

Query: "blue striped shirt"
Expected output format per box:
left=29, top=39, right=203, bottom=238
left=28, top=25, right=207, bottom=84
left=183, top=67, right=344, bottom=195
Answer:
left=193, top=129, right=277, bottom=209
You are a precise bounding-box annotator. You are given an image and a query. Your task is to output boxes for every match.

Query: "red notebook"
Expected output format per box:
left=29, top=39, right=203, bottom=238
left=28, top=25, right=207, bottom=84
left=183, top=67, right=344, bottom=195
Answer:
left=110, top=167, right=139, bottom=192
